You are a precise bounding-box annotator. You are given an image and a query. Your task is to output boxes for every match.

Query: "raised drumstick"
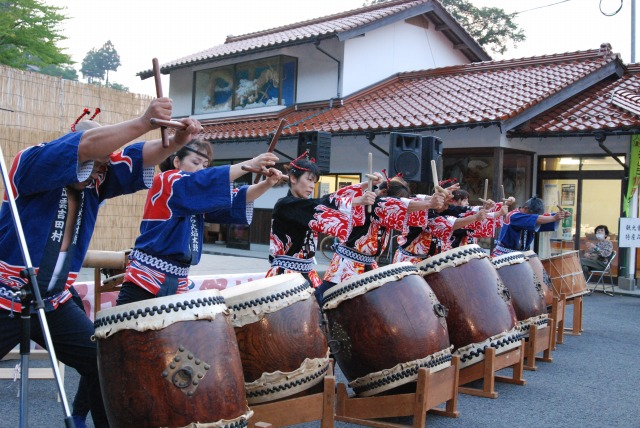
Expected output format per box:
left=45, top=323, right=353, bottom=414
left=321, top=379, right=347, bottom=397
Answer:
left=367, top=153, right=373, bottom=213
left=241, top=165, right=288, bottom=181
left=255, top=119, right=286, bottom=184
left=431, top=159, right=446, bottom=193
left=150, top=118, right=187, bottom=129
left=483, top=179, right=488, bottom=201
left=152, top=58, right=169, bottom=148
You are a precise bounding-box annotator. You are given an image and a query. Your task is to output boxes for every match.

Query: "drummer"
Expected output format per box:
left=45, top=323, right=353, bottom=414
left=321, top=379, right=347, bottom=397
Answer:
left=392, top=182, right=490, bottom=263
left=266, top=152, right=378, bottom=289
left=317, top=174, right=445, bottom=304
left=441, top=181, right=514, bottom=248
left=491, top=195, right=570, bottom=257
left=116, top=141, right=282, bottom=305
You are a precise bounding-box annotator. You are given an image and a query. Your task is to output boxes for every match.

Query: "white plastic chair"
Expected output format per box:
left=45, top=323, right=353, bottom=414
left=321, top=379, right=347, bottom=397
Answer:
left=587, top=251, right=616, bottom=296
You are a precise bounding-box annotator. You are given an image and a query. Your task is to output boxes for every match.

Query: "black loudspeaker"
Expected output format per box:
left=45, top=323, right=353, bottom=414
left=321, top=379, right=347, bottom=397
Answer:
left=297, top=131, right=331, bottom=174
left=388, top=133, right=443, bottom=183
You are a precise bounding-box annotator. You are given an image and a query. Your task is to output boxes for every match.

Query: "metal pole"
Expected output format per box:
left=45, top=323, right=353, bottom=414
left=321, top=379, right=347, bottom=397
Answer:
left=632, top=0, right=636, bottom=63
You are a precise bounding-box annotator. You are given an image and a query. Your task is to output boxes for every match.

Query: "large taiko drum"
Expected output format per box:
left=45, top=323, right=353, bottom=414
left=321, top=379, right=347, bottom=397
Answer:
left=492, top=252, right=549, bottom=334
left=221, top=274, right=330, bottom=405
left=416, top=245, right=521, bottom=368
left=541, top=250, right=589, bottom=299
left=94, top=290, right=251, bottom=428
left=523, top=250, right=554, bottom=309
left=322, top=263, right=452, bottom=397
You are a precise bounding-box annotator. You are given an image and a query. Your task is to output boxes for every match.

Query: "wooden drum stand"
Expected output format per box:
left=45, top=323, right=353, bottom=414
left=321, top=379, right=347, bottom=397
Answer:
left=334, top=356, right=460, bottom=428
left=249, top=362, right=336, bottom=428
left=457, top=341, right=526, bottom=399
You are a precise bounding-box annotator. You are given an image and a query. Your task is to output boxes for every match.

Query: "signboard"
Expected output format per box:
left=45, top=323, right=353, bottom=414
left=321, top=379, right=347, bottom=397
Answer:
left=619, top=217, right=640, bottom=247
left=561, top=207, right=573, bottom=240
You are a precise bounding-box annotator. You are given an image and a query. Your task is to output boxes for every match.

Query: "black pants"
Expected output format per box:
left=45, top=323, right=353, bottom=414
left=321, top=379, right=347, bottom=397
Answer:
left=0, top=299, right=109, bottom=427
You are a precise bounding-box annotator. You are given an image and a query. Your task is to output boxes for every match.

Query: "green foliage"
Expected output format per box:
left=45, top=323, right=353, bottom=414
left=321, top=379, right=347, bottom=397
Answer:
left=38, top=64, right=78, bottom=80
left=80, top=48, right=104, bottom=83
left=441, top=0, right=525, bottom=55
left=362, top=0, right=525, bottom=55
left=0, top=0, right=72, bottom=69
left=107, top=82, right=129, bottom=92
left=80, top=40, right=121, bottom=85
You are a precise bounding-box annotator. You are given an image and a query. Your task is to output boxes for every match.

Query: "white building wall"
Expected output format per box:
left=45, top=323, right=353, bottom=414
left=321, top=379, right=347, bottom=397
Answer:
left=168, top=42, right=345, bottom=118
left=342, top=20, right=469, bottom=96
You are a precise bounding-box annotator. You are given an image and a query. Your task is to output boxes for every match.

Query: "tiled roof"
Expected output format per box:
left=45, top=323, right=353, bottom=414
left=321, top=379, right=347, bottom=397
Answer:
left=512, top=63, right=640, bottom=136
left=138, top=0, right=488, bottom=79
left=200, top=48, right=632, bottom=141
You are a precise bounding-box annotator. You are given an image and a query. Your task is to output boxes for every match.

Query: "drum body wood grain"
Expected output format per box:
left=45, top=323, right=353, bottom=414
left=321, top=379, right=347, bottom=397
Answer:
left=493, top=252, right=549, bottom=334
left=492, top=252, right=547, bottom=322
left=322, top=263, right=451, bottom=396
left=417, top=245, right=521, bottom=368
left=523, top=250, right=554, bottom=309
left=222, top=274, right=329, bottom=404
left=541, top=250, right=588, bottom=299
left=94, top=290, right=250, bottom=428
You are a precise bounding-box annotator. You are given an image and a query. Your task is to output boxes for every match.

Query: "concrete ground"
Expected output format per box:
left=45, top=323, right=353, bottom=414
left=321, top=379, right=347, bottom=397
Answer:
left=1, top=245, right=639, bottom=427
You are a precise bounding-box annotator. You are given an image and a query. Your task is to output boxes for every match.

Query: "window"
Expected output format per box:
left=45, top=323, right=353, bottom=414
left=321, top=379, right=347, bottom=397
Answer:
left=317, top=174, right=361, bottom=197
left=193, top=55, right=297, bottom=114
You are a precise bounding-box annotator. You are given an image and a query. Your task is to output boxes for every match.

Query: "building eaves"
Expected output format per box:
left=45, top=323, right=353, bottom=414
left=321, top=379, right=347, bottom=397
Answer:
left=510, top=62, right=640, bottom=139
left=199, top=48, right=622, bottom=142
left=137, top=0, right=490, bottom=79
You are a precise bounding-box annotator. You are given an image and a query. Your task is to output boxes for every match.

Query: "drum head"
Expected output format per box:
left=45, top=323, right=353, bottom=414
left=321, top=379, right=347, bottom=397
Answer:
left=94, top=289, right=226, bottom=339
left=221, top=273, right=312, bottom=327
left=322, top=262, right=417, bottom=310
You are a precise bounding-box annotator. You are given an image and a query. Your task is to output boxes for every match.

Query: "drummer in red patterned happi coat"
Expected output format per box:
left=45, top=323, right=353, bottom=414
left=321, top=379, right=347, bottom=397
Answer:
left=266, top=153, right=379, bottom=289
left=439, top=180, right=515, bottom=248
left=391, top=182, right=491, bottom=263
left=317, top=175, right=445, bottom=304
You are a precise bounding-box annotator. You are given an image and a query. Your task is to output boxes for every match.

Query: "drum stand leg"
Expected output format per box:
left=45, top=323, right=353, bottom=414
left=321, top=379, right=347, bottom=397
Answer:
left=458, top=341, right=526, bottom=399
left=549, top=294, right=566, bottom=349
left=334, top=356, right=460, bottom=428
left=563, top=296, right=583, bottom=336
left=523, top=321, right=554, bottom=371
left=249, top=363, right=336, bottom=428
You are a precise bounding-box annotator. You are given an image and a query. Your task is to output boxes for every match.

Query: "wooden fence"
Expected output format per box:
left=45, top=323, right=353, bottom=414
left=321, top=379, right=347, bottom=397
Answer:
left=0, top=65, right=156, bottom=251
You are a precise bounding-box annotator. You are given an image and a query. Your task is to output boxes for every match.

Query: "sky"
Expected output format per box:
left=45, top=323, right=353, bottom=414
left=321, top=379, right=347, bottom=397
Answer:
left=44, top=0, right=638, bottom=96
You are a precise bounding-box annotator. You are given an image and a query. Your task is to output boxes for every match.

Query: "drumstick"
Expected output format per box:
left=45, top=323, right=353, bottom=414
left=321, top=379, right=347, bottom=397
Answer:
left=431, top=159, right=446, bottom=194
left=152, top=58, right=169, bottom=148
left=483, top=179, right=488, bottom=201
left=255, top=119, right=287, bottom=184
left=150, top=118, right=187, bottom=129
left=241, top=165, right=289, bottom=181
left=500, top=184, right=505, bottom=201
left=367, top=152, right=373, bottom=214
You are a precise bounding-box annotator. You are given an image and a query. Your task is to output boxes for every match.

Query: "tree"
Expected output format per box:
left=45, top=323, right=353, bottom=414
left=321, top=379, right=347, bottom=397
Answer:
left=441, top=0, right=525, bottom=55
left=98, top=40, right=120, bottom=86
left=0, top=0, right=72, bottom=69
left=38, top=64, right=78, bottom=80
left=80, top=40, right=121, bottom=85
left=108, top=82, right=129, bottom=92
left=80, top=48, right=104, bottom=83
left=363, top=0, right=525, bottom=55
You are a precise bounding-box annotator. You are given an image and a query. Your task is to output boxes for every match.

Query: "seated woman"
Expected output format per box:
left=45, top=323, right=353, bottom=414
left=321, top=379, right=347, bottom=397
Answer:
left=581, top=225, right=614, bottom=277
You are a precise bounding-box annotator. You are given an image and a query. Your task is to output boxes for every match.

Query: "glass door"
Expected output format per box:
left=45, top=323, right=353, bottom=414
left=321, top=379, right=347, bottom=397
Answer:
left=539, top=179, right=579, bottom=258
left=579, top=179, right=620, bottom=276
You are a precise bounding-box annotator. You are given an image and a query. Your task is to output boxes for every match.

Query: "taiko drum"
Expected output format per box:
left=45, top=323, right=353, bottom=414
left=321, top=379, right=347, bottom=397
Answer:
left=221, top=274, right=330, bottom=404
left=94, top=290, right=250, bottom=428
left=416, top=245, right=521, bottom=368
left=523, top=250, right=554, bottom=309
left=322, top=263, right=452, bottom=396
